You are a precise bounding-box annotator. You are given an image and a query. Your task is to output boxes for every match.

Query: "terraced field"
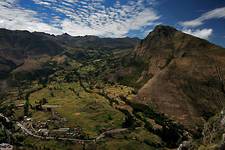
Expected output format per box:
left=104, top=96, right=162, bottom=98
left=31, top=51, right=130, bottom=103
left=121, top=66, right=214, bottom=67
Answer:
left=29, top=82, right=125, bottom=137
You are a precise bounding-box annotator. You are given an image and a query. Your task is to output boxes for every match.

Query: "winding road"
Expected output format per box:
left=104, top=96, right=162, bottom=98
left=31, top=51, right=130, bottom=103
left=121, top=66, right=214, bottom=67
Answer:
left=17, top=121, right=128, bottom=143
left=0, top=113, right=128, bottom=143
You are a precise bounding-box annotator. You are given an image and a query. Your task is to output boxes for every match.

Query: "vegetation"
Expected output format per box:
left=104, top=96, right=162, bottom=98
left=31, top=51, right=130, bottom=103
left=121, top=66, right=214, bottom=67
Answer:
left=0, top=48, right=181, bottom=149
left=2, top=25, right=225, bottom=149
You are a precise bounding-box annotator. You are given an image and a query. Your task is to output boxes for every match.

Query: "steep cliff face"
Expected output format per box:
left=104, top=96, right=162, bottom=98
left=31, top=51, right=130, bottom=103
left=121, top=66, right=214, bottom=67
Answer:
left=134, top=25, right=225, bottom=131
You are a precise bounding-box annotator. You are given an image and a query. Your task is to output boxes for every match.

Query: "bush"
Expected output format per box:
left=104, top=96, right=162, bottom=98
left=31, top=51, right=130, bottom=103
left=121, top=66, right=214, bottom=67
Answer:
left=0, top=128, right=6, bottom=143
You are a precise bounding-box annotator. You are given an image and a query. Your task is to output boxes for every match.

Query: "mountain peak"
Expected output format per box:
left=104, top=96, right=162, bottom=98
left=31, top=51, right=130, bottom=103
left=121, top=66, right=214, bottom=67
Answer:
left=62, top=33, right=71, bottom=36
left=145, top=25, right=178, bottom=41
left=153, top=25, right=177, bottom=32
left=135, top=25, right=220, bottom=59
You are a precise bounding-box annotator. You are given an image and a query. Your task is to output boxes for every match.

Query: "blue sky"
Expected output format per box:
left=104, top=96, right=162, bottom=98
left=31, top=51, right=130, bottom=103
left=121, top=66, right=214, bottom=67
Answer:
left=0, top=0, right=224, bottom=47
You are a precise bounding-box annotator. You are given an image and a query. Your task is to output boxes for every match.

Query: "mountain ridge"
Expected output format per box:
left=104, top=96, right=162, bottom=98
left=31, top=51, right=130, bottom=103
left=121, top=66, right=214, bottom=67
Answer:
left=132, top=25, right=225, bottom=132
left=0, top=28, right=139, bottom=79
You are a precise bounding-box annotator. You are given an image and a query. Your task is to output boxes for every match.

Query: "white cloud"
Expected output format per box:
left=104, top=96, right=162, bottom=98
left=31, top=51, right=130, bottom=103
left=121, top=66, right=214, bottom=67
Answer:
left=183, top=28, right=213, bottom=40
left=0, top=0, right=63, bottom=34
left=0, top=0, right=159, bottom=37
left=180, top=7, right=225, bottom=27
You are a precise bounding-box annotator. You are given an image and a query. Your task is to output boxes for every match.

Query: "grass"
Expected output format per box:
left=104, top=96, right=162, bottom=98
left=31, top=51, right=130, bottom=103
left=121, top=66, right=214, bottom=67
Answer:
left=22, top=137, right=84, bottom=150
left=103, top=84, right=135, bottom=100
left=78, top=64, right=96, bottom=75
left=97, top=128, right=162, bottom=150
left=129, top=128, right=162, bottom=147
left=29, top=82, right=124, bottom=137
left=32, top=111, right=51, bottom=121
left=99, top=139, right=155, bottom=150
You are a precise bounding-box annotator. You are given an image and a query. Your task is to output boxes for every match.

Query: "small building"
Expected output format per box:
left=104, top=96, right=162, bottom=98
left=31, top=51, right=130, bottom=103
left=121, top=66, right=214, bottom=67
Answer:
left=26, top=118, right=32, bottom=122
left=38, top=129, right=49, bottom=136
left=56, top=128, right=70, bottom=132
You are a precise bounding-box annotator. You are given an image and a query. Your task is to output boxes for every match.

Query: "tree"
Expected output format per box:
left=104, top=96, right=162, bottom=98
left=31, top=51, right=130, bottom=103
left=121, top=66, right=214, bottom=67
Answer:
left=24, top=99, right=29, bottom=116
left=0, top=128, right=6, bottom=142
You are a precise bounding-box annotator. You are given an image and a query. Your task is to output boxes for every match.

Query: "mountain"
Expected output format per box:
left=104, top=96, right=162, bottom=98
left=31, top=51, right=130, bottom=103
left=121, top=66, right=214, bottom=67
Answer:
left=133, top=25, right=225, bottom=132
left=1, top=25, right=225, bottom=149
left=0, top=29, right=139, bottom=79
left=56, top=34, right=139, bottom=51
left=0, top=29, right=64, bottom=78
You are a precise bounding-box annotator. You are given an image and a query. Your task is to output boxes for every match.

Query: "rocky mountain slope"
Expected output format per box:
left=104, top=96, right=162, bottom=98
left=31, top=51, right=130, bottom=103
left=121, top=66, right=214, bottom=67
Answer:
left=133, top=25, right=225, bottom=133
left=0, top=29, right=64, bottom=78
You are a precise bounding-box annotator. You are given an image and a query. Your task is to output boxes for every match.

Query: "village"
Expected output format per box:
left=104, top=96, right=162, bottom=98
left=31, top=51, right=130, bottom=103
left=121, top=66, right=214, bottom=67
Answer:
left=1, top=110, right=129, bottom=148
left=13, top=97, right=92, bottom=141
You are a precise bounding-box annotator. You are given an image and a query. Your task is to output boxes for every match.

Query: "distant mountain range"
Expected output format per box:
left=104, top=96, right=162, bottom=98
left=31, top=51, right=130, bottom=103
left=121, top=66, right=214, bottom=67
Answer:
left=0, top=28, right=139, bottom=79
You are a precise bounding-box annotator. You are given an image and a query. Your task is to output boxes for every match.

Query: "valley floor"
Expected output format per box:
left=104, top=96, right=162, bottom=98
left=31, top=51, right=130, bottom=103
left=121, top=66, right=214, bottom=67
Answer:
left=0, top=52, right=169, bottom=150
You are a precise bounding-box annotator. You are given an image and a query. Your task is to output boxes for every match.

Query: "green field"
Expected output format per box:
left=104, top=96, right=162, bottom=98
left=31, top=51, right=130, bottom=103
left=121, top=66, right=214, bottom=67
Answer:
left=29, top=82, right=124, bottom=137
